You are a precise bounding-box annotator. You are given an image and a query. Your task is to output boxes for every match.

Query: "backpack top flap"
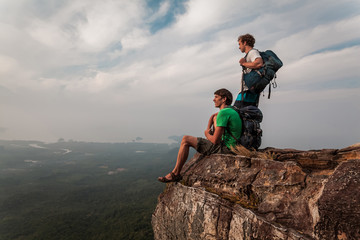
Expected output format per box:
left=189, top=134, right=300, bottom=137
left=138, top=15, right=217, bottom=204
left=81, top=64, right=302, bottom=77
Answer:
left=238, top=106, right=263, bottom=123
left=260, top=50, right=283, bottom=72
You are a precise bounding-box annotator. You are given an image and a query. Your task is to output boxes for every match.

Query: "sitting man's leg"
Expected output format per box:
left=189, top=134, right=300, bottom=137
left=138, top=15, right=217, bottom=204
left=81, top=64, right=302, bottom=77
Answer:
left=158, top=135, right=198, bottom=182
left=158, top=135, right=234, bottom=183
left=173, top=135, right=198, bottom=175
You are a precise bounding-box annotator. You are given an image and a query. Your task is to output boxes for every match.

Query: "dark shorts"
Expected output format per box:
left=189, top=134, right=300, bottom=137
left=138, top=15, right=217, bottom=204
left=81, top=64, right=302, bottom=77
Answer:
left=196, top=137, right=234, bottom=156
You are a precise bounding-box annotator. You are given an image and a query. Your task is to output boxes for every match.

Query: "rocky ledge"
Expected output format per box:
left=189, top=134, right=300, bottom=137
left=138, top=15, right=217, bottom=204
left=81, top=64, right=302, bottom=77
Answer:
left=152, top=144, right=360, bottom=240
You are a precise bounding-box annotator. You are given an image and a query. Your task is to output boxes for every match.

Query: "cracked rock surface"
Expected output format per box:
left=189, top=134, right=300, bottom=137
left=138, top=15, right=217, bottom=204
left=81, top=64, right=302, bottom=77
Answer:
left=152, top=144, right=360, bottom=240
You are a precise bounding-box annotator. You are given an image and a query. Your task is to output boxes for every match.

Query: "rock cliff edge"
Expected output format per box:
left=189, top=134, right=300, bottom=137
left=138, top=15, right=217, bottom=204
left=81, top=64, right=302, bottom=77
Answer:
left=152, top=144, right=360, bottom=240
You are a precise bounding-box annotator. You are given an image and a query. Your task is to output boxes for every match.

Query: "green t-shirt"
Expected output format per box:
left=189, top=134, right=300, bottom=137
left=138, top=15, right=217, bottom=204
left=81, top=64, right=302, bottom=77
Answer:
left=216, top=107, right=242, bottom=149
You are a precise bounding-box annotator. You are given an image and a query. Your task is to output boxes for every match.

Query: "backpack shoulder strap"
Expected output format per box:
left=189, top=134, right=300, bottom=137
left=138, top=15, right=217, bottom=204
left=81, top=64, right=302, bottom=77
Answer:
left=241, top=49, right=255, bottom=102
left=225, top=127, right=240, bottom=143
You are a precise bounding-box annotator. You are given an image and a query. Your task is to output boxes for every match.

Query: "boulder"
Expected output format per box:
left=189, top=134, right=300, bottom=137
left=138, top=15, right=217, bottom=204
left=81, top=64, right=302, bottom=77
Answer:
left=152, top=144, right=360, bottom=239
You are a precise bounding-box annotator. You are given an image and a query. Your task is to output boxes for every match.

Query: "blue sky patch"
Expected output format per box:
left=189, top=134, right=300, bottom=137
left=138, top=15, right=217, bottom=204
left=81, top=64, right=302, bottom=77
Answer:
left=146, top=0, right=188, bottom=34
left=310, top=39, right=360, bottom=55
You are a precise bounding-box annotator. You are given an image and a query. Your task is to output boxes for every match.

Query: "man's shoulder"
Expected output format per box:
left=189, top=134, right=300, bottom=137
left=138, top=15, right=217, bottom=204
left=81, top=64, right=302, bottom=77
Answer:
left=248, top=48, right=261, bottom=58
left=219, top=107, right=234, bottom=113
left=219, top=107, right=239, bottom=117
left=217, top=107, right=241, bottom=129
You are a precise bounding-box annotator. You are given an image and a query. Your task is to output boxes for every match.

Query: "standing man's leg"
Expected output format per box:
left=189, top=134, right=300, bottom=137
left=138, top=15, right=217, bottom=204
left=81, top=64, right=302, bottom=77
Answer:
left=234, top=91, right=258, bottom=109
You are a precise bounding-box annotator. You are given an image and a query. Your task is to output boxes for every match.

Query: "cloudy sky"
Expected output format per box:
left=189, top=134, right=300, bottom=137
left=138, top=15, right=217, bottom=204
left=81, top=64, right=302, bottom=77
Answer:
left=0, top=0, right=359, bottom=150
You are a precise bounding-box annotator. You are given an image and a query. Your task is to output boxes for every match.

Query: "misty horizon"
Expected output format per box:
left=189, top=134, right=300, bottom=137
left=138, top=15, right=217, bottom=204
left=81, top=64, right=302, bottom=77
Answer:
left=1, top=0, right=359, bottom=150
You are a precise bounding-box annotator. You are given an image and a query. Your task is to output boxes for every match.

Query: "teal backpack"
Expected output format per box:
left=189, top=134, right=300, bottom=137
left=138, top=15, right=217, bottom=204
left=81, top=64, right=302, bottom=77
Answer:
left=243, top=50, right=283, bottom=98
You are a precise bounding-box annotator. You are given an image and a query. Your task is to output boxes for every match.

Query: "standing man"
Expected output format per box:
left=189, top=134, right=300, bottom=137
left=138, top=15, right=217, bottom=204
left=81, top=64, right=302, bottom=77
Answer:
left=158, top=88, right=242, bottom=183
left=234, top=34, right=263, bottom=108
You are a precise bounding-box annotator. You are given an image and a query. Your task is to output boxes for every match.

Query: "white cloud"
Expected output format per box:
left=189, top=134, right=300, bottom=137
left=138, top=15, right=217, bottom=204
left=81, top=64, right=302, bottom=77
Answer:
left=24, top=0, right=147, bottom=52
left=274, top=15, right=360, bottom=62
left=120, top=28, right=150, bottom=50
left=0, top=0, right=359, bottom=148
left=174, top=0, right=226, bottom=34
left=279, top=45, right=360, bottom=88
left=0, top=54, right=17, bottom=74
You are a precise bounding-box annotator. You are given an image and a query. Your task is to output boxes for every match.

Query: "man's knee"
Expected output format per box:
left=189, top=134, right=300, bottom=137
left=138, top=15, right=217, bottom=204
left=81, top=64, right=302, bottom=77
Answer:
left=181, top=135, right=194, bottom=144
left=181, top=135, right=198, bottom=148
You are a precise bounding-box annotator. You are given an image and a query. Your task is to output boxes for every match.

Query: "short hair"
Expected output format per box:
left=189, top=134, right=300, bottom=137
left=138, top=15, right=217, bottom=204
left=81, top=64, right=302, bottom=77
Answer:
left=238, top=34, right=255, bottom=47
left=214, top=88, right=233, bottom=105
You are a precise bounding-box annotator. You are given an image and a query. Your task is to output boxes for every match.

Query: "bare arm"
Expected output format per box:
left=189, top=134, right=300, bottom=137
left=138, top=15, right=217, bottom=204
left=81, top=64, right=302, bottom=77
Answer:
left=239, top=57, right=263, bottom=69
left=206, top=113, right=218, bottom=131
left=204, top=126, right=224, bottom=144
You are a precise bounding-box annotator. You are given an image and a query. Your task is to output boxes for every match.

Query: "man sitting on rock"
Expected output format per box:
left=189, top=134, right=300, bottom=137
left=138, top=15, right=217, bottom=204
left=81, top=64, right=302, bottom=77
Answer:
left=158, top=88, right=242, bottom=183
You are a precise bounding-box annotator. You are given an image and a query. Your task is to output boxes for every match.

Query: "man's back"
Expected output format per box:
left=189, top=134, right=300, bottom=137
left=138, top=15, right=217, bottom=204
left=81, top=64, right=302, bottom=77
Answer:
left=216, top=107, right=242, bottom=149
